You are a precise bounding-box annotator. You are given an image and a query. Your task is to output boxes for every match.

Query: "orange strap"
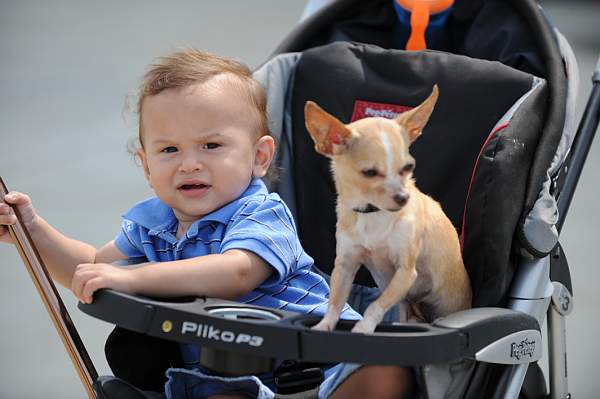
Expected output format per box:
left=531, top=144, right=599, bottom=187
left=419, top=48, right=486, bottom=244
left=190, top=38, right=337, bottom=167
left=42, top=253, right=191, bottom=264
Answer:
left=397, top=0, right=454, bottom=51
left=406, top=1, right=430, bottom=51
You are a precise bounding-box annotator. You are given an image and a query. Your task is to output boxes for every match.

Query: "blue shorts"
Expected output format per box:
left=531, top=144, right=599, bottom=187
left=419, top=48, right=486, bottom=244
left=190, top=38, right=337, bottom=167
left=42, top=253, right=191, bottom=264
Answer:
left=165, top=367, right=275, bottom=399
left=164, top=363, right=346, bottom=399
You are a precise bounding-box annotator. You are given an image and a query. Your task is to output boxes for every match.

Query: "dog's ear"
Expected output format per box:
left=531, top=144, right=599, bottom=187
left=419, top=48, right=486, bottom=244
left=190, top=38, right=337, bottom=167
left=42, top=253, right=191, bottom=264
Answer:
left=395, top=85, right=439, bottom=143
left=304, top=101, right=353, bottom=156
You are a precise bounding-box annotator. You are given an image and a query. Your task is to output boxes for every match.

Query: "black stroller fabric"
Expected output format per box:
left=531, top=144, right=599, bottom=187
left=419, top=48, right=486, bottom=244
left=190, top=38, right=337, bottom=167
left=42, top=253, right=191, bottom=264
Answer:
left=105, top=326, right=183, bottom=392
left=278, top=0, right=545, bottom=76
left=271, top=0, right=569, bottom=309
left=290, top=41, right=545, bottom=307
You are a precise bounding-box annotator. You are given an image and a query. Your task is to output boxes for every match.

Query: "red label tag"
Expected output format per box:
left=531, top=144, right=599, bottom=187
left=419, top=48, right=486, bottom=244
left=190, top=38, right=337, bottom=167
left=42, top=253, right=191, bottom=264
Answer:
left=351, top=100, right=412, bottom=122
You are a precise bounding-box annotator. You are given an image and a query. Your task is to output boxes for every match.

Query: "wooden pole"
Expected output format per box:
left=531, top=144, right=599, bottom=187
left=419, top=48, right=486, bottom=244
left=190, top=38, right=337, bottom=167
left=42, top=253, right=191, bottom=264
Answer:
left=1, top=177, right=98, bottom=398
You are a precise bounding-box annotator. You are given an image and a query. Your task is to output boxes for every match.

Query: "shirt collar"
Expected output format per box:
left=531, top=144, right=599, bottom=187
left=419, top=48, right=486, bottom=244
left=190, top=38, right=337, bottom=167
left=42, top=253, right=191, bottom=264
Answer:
left=198, top=178, right=267, bottom=224
left=123, top=178, right=268, bottom=235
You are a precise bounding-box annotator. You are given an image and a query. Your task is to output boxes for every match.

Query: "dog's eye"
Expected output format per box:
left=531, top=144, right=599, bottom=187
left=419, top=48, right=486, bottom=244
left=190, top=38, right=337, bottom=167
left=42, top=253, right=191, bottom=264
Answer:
left=400, top=163, right=415, bottom=174
left=361, top=169, right=378, bottom=178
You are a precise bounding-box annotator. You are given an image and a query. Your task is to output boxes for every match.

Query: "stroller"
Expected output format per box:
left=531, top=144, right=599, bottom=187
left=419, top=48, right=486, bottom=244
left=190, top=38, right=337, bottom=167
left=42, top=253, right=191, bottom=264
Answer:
left=5, top=0, right=599, bottom=398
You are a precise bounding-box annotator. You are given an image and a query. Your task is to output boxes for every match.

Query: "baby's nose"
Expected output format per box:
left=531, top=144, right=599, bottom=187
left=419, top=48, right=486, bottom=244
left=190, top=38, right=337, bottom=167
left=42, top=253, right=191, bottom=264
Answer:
left=180, top=154, right=203, bottom=172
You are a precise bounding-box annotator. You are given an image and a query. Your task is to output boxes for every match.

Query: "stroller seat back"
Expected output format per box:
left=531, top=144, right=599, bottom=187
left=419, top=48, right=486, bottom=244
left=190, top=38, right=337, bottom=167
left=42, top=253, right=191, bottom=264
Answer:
left=268, top=41, right=547, bottom=307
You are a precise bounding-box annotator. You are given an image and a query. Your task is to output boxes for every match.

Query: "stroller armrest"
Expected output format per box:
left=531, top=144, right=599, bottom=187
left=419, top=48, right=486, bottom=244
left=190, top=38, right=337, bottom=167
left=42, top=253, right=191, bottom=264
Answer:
left=434, top=307, right=542, bottom=364
left=79, top=290, right=541, bottom=366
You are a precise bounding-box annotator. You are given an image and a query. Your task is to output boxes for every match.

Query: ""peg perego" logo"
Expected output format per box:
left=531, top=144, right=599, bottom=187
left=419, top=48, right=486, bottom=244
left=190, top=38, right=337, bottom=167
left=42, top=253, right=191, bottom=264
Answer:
left=181, top=321, right=264, bottom=347
left=510, top=338, right=536, bottom=360
left=351, top=100, right=412, bottom=122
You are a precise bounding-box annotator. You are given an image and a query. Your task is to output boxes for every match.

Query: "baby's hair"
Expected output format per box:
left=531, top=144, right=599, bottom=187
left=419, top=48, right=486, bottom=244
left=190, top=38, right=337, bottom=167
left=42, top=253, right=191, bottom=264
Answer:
left=132, top=48, right=269, bottom=150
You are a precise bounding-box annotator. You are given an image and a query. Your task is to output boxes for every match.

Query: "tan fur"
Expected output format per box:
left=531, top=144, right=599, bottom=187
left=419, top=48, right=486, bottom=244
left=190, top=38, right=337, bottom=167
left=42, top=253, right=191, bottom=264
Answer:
left=305, top=86, right=472, bottom=333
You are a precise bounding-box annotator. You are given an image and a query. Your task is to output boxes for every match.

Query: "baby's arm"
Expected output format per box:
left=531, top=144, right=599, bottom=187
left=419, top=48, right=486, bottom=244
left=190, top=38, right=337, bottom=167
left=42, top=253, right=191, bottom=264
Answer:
left=71, top=249, right=272, bottom=303
left=0, top=191, right=127, bottom=287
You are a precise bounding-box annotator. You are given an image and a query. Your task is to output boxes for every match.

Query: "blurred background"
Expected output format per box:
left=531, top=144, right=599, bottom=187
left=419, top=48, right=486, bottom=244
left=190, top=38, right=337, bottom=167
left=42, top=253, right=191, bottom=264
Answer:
left=0, top=1, right=598, bottom=398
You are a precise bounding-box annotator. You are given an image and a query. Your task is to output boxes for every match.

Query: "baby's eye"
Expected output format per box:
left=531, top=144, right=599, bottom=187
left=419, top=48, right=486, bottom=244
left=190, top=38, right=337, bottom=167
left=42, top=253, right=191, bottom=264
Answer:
left=161, top=146, right=178, bottom=154
left=203, top=142, right=221, bottom=150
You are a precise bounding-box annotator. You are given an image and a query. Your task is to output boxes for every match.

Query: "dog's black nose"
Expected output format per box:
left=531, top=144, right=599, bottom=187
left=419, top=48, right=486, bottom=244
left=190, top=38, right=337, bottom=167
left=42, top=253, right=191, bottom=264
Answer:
left=393, top=192, right=409, bottom=207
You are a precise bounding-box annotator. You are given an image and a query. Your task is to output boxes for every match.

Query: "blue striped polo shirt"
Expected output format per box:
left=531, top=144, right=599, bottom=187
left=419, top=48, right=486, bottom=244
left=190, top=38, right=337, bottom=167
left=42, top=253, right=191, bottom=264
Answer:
left=114, top=178, right=360, bottom=319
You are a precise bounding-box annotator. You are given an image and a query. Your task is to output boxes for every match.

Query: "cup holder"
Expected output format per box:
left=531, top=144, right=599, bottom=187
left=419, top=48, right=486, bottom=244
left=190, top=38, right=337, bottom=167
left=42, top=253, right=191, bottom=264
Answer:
left=294, top=317, right=432, bottom=334
left=295, top=318, right=360, bottom=331
left=371, top=323, right=432, bottom=333
left=205, top=306, right=283, bottom=322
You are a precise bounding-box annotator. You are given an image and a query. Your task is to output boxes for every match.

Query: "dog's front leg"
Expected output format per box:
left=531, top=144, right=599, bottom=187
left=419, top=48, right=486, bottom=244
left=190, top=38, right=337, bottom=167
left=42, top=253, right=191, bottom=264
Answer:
left=352, top=258, right=418, bottom=334
left=313, top=243, right=362, bottom=332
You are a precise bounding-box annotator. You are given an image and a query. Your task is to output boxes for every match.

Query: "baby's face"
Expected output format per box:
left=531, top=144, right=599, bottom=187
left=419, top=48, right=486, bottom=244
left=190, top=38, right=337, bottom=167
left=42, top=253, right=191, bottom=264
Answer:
left=138, top=80, right=269, bottom=225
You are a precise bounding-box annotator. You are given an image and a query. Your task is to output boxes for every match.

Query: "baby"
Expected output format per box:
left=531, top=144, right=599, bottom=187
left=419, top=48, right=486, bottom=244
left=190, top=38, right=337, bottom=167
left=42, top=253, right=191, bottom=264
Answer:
left=0, top=49, right=364, bottom=399
left=1, top=48, right=415, bottom=399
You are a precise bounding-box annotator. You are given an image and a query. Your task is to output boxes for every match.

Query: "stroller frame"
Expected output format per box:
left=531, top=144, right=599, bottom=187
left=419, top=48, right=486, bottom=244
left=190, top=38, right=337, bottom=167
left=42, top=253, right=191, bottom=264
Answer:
left=546, top=55, right=600, bottom=399
left=2, top=1, right=599, bottom=398
left=82, top=50, right=600, bottom=399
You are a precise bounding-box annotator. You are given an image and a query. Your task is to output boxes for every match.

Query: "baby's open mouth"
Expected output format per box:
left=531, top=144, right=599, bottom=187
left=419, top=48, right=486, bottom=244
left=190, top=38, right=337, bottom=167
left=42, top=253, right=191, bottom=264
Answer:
left=179, top=184, right=208, bottom=190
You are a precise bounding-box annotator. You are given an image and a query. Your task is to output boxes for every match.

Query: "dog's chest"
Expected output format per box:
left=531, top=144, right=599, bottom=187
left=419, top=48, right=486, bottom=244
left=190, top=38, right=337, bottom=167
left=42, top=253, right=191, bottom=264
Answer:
left=354, top=213, right=413, bottom=257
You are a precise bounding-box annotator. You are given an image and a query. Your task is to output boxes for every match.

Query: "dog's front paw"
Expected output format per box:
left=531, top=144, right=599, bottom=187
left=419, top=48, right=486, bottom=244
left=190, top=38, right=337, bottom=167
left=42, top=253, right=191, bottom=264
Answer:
left=312, top=318, right=337, bottom=332
left=351, top=318, right=377, bottom=334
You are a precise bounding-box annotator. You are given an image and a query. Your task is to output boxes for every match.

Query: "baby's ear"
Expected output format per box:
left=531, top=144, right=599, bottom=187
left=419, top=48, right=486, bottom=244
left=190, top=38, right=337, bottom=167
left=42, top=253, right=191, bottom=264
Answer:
left=252, top=135, right=275, bottom=178
left=304, top=101, right=354, bottom=157
left=395, top=85, right=439, bottom=143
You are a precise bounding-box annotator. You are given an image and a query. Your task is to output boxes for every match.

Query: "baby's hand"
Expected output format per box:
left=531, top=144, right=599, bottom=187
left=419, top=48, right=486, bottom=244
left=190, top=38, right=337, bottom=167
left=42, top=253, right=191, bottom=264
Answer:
left=71, top=263, right=135, bottom=304
left=0, top=192, right=38, bottom=244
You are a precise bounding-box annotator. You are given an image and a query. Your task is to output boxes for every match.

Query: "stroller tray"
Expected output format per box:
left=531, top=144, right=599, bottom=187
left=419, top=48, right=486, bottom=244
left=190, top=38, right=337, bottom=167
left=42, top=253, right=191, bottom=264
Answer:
left=79, top=289, right=538, bottom=366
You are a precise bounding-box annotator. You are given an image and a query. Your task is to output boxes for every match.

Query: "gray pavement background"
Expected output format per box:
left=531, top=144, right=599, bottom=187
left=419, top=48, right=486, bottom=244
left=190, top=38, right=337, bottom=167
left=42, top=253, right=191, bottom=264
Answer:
left=0, top=1, right=598, bottom=398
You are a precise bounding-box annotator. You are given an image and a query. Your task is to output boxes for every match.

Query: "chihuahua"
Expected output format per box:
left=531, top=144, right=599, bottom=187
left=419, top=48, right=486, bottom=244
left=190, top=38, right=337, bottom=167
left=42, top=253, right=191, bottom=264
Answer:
left=305, top=86, right=471, bottom=334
